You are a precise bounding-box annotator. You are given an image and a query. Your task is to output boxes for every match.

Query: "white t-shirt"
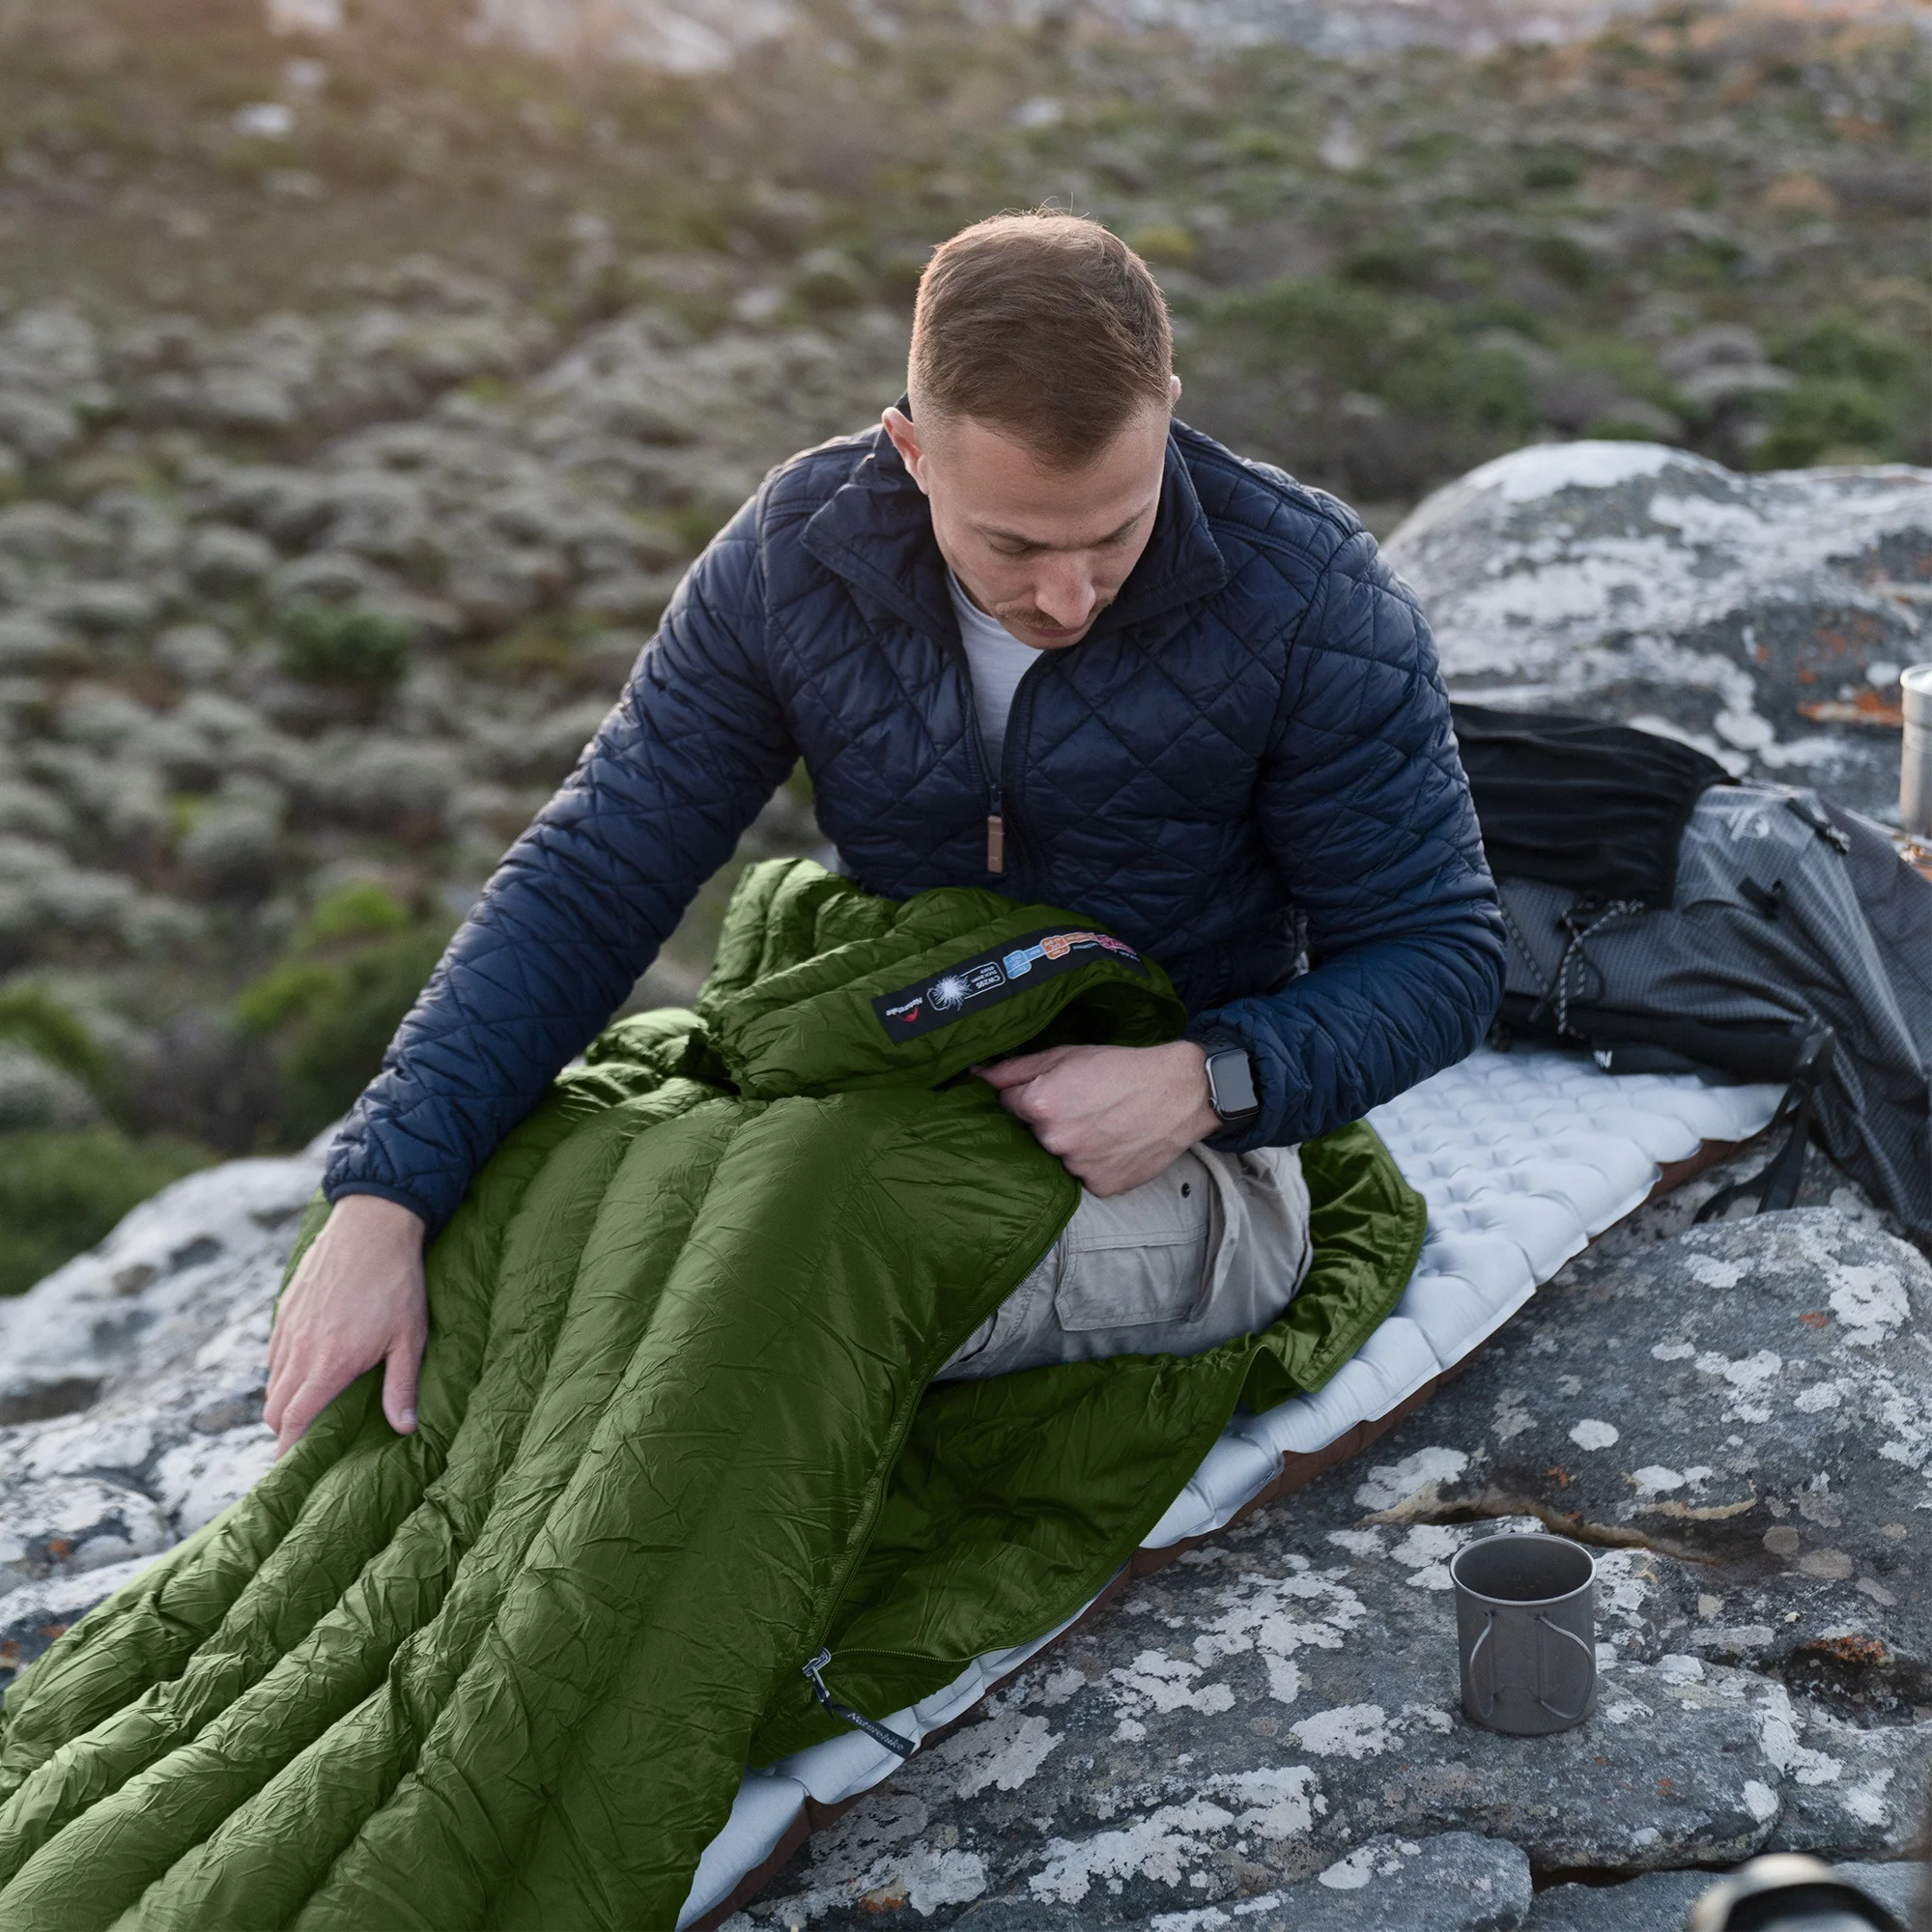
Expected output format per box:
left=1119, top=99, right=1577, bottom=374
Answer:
left=947, top=569, right=1041, bottom=780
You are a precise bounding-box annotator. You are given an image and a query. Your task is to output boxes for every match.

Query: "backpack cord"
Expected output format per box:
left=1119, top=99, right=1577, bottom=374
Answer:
left=1497, top=896, right=1554, bottom=1002
left=1551, top=899, right=1649, bottom=1039
left=1694, top=1028, right=1836, bottom=1223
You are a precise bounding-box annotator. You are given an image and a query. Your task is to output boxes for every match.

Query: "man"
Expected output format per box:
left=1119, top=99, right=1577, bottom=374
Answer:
left=266, top=212, right=1503, bottom=1451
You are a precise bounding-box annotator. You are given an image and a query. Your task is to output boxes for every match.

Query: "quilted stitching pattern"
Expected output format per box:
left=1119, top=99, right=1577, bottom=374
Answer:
left=327, top=421, right=1505, bottom=1230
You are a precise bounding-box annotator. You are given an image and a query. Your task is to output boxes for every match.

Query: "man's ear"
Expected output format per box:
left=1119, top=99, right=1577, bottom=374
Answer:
left=881, top=406, right=929, bottom=494
left=1169, top=374, right=1182, bottom=407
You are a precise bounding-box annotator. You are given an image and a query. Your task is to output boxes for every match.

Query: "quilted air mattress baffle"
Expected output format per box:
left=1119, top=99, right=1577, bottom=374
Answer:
left=0, top=861, right=1424, bottom=1932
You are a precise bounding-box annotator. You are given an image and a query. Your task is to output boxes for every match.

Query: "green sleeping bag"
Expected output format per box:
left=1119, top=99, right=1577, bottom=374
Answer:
left=0, top=861, right=1424, bottom=1931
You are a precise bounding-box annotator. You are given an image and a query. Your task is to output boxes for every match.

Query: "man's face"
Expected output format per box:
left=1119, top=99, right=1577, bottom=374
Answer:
left=882, top=384, right=1177, bottom=650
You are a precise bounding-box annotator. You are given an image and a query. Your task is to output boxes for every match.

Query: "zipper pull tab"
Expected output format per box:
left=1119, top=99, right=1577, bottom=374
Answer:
left=801, top=1647, right=918, bottom=1759
left=986, top=787, right=1005, bottom=875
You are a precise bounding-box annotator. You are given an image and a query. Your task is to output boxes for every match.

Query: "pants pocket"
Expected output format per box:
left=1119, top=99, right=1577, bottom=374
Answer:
left=1050, top=1151, right=1219, bottom=1332
left=1052, top=1227, right=1213, bottom=1330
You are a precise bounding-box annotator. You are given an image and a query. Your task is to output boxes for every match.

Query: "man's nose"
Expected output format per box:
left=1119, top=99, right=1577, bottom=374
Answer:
left=1032, top=554, right=1098, bottom=629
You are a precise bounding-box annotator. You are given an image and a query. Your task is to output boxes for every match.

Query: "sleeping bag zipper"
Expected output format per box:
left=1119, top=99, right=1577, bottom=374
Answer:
left=802, top=1648, right=917, bottom=1758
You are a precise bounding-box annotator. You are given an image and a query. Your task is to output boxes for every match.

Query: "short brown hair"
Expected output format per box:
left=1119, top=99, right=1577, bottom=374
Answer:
left=909, top=212, right=1173, bottom=467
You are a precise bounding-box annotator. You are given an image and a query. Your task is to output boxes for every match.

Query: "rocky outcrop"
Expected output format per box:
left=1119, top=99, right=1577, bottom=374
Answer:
left=459, top=0, right=1916, bottom=70
left=1, top=1131, right=1926, bottom=1923
left=1383, top=442, right=1932, bottom=821
left=725, top=1165, right=1930, bottom=1927
left=0, top=1142, right=325, bottom=1678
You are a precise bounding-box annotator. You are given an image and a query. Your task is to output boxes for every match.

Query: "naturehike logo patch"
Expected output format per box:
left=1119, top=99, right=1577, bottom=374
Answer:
left=871, top=927, right=1148, bottom=1041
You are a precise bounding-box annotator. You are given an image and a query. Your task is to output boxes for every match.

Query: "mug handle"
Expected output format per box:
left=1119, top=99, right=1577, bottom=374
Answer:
left=1535, top=1614, right=1595, bottom=1721
left=1466, top=1612, right=1497, bottom=1720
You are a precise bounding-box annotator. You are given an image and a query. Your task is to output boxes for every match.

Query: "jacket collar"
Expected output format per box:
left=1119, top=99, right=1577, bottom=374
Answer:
left=800, top=406, right=1231, bottom=649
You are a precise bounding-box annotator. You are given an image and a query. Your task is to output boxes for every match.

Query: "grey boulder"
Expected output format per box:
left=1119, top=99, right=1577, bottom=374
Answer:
left=0, top=1146, right=326, bottom=1681
left=1383, top=442, right=1932, bottom=819
left=733, top=1208, right=1931, bottom=1928
left=957, top=1833, right=1533, bottom=1930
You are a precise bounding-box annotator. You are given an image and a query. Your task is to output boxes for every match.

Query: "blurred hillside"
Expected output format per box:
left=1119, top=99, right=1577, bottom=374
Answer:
left=0, top=0, right=1924, bottom=1287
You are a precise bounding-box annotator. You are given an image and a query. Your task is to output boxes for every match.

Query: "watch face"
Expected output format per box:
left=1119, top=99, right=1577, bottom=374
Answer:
left=1208, top=1049, right=1258, bottom=1118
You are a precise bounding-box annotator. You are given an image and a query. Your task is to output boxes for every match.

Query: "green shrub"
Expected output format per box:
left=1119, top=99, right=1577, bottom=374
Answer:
left=1522, top=147, right=1584, bottom=191
left=1340, top=241, right=1428, bottom=292
left=277, top=603, right=414, bottom=688
left=302, top=881, right=412, bottom=946
left=790, top=248, right=867, bottom=311
left=1755, top=379, right=1894, bottom=468
left=1774, top=313, right=1911, bottom=387
left=236, top=883, right=453, bottom=1144
left=1196, top=274, right=1542, bottom=497
left=0, top=983, right=104, bottom=1087
left=1526, top=232, right=1597, bottom=291
left=1126, top=224, right=1201, bottom=269
left=1228, top=126, right=1291, bottom=162
left=0, top=1128, right=214, bottom=1297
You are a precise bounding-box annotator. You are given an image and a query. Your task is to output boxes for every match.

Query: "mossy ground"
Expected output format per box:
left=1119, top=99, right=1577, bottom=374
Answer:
left=0, top=0, right=1922, bottom=1289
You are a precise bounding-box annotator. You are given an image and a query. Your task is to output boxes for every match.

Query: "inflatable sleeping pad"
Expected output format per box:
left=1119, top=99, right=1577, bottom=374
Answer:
left=0, top=861, right=1423, bottom=1932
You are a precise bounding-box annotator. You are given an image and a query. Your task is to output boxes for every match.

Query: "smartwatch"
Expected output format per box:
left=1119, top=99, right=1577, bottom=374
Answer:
left=1204, top=1046, right=1261, bottom=1126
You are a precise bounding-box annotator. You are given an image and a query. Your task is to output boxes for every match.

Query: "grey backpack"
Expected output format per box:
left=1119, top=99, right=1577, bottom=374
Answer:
left=1456, top=707, right=1932, bottom=1240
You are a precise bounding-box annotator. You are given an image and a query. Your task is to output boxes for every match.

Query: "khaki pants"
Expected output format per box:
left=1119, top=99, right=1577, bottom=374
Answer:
left=933, top=1145, right=1312, bottom=1381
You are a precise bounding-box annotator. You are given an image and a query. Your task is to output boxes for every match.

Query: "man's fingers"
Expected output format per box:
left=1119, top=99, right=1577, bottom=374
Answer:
left=974, top=1058, right=1035, bottom=1089
left=382, top=1331, right=424, bottom=1436
left=975, top=1048, right=1067, bottom=1089
left=272, top=1375, right=333, bottom=1457
left=263, top=1345, right=302, bottom=1433
left=267, top=1289, right=297, bottom=1360
left=270, top=1345, right=373, bottom=1452
left=995, top=1084, right=1053, bottom=1131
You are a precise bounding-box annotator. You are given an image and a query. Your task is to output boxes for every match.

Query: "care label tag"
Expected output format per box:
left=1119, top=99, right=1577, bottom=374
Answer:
left=871, top=926, right=1147, bottom=1041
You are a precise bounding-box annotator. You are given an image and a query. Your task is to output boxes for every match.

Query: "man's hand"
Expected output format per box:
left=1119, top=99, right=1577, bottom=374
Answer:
left=265, top=1193, right=428, bottom=1457
left=977, top=1040, right=1221, bottom=1196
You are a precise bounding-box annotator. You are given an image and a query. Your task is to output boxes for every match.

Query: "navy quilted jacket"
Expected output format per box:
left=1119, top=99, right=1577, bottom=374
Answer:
left=326, top=418, right=1504, bottom=1232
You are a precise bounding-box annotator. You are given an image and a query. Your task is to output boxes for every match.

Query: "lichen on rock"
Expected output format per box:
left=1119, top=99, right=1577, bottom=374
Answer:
left=729, top=1195, right=1931, bottom=1927
left=1384, top=441, right=1932, bottom=819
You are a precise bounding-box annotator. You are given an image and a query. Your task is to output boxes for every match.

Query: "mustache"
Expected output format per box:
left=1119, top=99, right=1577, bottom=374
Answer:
left=994, top=588, right=1117, bottom=633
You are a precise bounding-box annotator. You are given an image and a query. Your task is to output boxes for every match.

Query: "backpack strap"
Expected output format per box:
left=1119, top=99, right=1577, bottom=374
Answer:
left=1694, top=1027, right=1836, bottom=1222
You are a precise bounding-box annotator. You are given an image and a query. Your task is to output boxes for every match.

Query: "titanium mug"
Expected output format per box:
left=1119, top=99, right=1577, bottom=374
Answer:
left=1901, top=663, right=1932, bottom=845
left=1450, top=1531, right=1597, bottom=1736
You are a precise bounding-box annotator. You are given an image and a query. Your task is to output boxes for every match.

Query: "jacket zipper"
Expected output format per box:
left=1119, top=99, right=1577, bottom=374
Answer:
left=943, top=585, right=1056, bottom=892
left=994, top=650, right=1052, bottom=892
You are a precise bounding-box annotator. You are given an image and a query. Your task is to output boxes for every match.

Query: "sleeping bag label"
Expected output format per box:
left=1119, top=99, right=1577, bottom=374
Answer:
left=872, top=926, right=1149, bottom=1041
